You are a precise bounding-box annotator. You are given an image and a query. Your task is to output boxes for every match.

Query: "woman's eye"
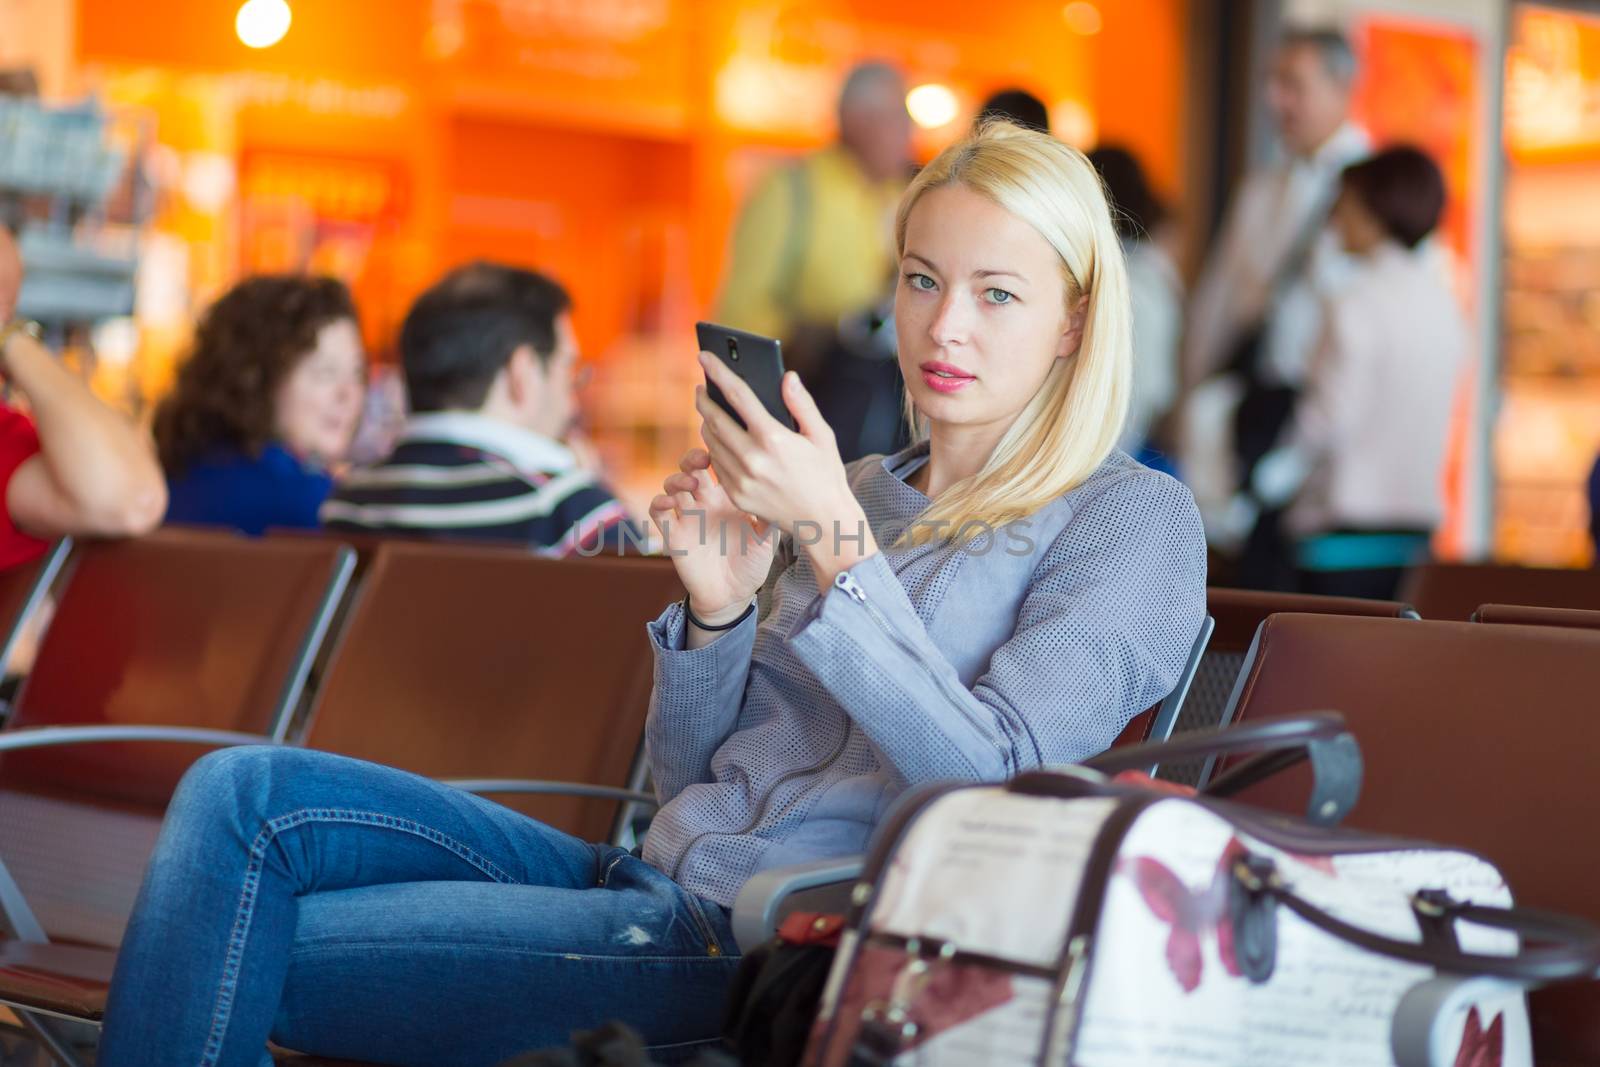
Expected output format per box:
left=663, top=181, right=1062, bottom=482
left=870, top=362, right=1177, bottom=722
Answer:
left=984, top=288, right=1015, bottom=305
left=905, top=273, right=936, bottom=291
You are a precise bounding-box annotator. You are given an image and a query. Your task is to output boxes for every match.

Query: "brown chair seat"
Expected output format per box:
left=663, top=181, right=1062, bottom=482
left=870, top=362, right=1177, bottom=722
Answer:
left=0, top=940, right=114, bottom=1021
left=297, top=542, right=682, bottom=843
left=1217, top=613, right=1600, bottom=1061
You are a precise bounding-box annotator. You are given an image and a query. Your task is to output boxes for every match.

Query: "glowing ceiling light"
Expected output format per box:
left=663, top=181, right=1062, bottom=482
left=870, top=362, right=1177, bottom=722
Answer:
left=236, top=0, right=292, bottom=49
left=1063, top=2, right=1103, bottom=36
left=906, top=83, right=960, bottom=130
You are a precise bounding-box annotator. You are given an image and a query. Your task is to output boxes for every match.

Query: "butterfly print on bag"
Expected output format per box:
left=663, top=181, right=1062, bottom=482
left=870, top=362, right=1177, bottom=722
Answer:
left=1454, top=1007, right=1503, bottom=1067
left=1118, top=837, right=1250, bottom=993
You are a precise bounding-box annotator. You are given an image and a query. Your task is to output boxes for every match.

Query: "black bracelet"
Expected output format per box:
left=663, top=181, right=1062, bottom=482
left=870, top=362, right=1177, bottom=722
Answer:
left=685, top=597, right=755, bottom=632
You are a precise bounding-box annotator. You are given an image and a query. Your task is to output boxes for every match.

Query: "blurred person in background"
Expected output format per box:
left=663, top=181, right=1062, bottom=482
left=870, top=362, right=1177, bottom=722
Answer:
left=1183, top=27, right=1369, bottom=585
left=715, top=61, right=912, bottom=461
left=156, top=276, right=364, bottom=536
left=978, top=87, right=1050, bottom=132
left=1235, top=147, right=1464, bottom=600
left=1588, top=452, right=1599, bottom=562
left=322, top=262, right=636, bottom=555
left=0, top=225, right=164, bottom=569
left=1089, top=146, right=1181, bottom=468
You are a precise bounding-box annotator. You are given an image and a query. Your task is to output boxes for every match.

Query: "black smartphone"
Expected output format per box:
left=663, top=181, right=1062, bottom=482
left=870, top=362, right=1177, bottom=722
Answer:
left=695, top=321, right=795, bottom=432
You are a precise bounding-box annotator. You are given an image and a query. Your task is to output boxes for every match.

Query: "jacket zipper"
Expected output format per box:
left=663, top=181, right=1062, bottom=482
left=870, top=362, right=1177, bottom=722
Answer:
left=833, top=570, right=1011, bottom=766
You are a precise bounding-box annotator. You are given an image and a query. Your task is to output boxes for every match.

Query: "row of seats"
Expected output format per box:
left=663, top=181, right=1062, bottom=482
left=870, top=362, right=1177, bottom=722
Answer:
left=0, top=529, right=685, bottom=952
left=0, top=532, right=1593, bottom=1064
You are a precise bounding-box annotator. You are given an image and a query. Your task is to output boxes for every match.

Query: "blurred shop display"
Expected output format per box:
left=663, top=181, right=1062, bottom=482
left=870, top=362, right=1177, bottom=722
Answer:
left=0, top=92, right=152, bottom=333
left=1496, top=4, right=1600, bottom=567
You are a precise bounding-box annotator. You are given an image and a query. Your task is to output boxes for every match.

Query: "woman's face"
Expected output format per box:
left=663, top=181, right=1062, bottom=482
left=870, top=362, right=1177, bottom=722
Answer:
left=275, top=317, right=366, bottom=463
left=895, top=183, right=1079, bottom=441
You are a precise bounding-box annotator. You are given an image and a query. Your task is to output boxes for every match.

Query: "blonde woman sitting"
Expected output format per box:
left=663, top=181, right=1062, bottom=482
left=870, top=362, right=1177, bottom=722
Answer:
left=98, top=122, right=1206, bottom=1067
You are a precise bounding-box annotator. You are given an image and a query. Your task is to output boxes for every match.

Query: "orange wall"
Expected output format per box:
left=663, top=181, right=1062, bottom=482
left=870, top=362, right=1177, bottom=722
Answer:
left=75, top=0, right=1188, bottom=362
left=1092, top=0, right=1187, bottom=202
left=441, top=120, right=694, bottom=361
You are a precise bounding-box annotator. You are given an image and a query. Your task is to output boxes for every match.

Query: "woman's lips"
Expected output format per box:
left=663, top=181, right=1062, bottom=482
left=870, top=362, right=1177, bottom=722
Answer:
left=919, top=362, right=975, bottom=394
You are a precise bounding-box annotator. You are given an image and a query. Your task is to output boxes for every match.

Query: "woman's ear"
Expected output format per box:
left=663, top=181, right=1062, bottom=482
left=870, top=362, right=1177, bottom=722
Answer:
left=1055, top=293, right=1091, bottom=360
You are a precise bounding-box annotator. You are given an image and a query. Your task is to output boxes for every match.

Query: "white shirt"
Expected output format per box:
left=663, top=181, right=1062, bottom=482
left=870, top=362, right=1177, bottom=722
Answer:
left=1120, top=238, right=1182, bottom=451
left=1281, top=241, right=1467, bottom=536
left=1184, top=123, right=1372, bottom=386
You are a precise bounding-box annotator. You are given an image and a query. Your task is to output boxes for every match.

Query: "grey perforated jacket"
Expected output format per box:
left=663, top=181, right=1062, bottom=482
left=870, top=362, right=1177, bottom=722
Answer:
left=641, top=443, right=1207, bottom=909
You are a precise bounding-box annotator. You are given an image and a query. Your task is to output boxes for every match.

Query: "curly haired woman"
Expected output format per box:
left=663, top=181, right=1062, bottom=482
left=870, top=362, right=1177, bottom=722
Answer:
left=155, top=276, right=366, bottom=535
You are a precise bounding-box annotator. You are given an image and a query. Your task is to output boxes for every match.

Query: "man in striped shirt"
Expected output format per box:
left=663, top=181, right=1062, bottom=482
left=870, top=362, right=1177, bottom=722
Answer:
left=322, top=263, right=640, bottom=555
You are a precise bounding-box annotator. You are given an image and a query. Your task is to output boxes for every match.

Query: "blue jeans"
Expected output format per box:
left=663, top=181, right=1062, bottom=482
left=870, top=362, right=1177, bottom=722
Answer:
left=98, top=747, right=740, bottom=1067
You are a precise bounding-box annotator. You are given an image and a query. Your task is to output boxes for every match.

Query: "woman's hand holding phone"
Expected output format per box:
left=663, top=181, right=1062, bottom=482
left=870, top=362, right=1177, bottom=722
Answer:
left=649, top=447, right=776, bottom=634
left=690, top=352, right=878, bottom=594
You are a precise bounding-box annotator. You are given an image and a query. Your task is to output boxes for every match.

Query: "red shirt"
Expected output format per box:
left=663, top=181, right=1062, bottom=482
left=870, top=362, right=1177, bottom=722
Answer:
left=0, top=403, right=48, bottom=571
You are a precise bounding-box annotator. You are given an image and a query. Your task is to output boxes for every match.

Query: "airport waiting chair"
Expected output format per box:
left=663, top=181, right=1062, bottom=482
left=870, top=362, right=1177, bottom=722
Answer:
left=1154, top=588, right=1417, bottom=785
left=296, top=540, right=683, bottom=844
left=1208, top=613, right=1600, bottom=1063
left=0, top=530, right=355, bottom=947
left=0, top=530, right=354, bottom=1065
left=265, top=543, right=686, bottom=1067
left=0, top=540, right=681, bottom=1066
left=1401, top=560, right=1600, bottom=621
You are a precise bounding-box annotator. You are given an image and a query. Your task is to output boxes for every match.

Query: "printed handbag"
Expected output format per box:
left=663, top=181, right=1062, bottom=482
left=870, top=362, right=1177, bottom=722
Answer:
left=802, top=713, right=1600, bottom=1067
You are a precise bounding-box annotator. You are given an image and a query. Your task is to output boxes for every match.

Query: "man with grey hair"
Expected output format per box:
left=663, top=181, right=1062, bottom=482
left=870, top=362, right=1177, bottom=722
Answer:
left=715, top=60, right=910, bottom=386
left=1181, top=26, right=1369, bottom=580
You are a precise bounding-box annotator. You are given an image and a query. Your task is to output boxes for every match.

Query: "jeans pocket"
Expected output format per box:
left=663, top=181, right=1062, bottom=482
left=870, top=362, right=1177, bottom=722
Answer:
left=685, top=895, right=728, bottom=959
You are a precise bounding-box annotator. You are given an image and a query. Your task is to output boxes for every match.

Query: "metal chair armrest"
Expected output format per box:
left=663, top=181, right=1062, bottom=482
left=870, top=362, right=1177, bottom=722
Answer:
left=440, top=779, right=658, bottom=808
left=731, top=855, right=865, bottom=954
left=0, top=724, right=276, bottom=754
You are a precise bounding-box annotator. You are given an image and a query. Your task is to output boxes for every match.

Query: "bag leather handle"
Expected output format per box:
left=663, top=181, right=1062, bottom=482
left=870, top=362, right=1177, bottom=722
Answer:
left=1080, top=711, right=1363, bottom=826
left=1239, top=857, right=1600, bottom=985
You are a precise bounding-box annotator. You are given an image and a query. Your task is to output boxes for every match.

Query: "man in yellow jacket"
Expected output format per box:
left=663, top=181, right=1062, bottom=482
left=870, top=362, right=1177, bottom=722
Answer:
left=715, top=62, right=910, bottom=384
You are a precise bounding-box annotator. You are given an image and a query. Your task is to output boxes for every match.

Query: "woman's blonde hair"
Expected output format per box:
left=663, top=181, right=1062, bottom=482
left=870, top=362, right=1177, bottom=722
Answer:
left=895, top=120, right=1131, bottom=543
